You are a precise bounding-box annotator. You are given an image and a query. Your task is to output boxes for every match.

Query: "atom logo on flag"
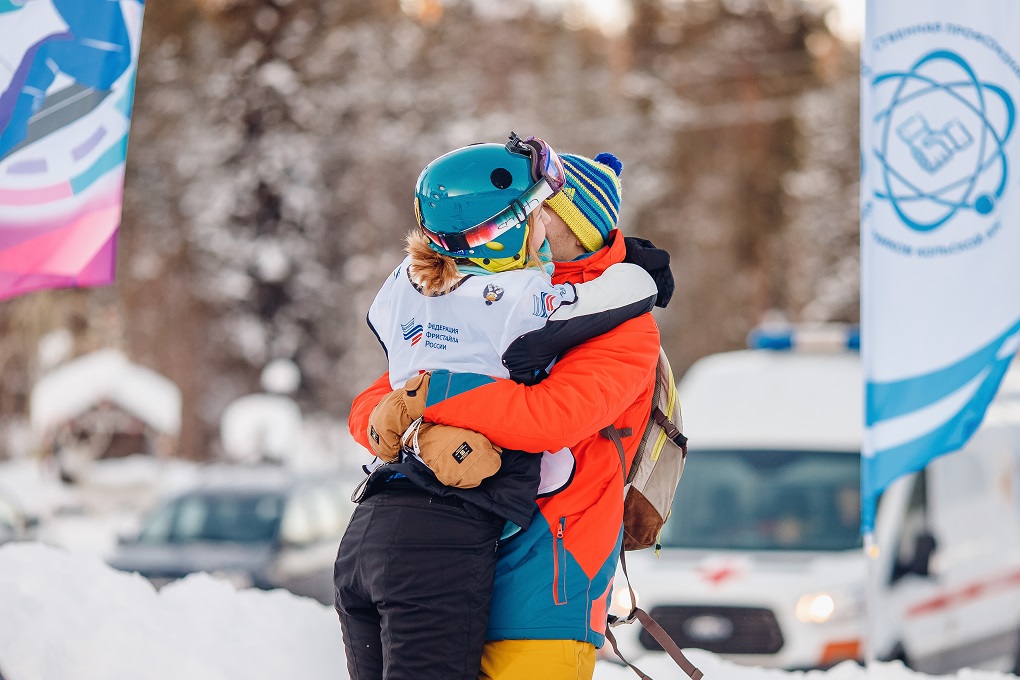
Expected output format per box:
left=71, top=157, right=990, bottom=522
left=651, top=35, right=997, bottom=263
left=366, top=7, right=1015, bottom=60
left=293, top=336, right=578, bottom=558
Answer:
left=872, top=50, right=1015, bottom=232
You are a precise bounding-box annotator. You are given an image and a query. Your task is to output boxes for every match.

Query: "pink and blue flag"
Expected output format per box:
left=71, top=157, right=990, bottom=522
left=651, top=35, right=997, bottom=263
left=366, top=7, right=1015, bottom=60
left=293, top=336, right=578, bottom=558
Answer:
left=0, top=0, right=144, bottom=301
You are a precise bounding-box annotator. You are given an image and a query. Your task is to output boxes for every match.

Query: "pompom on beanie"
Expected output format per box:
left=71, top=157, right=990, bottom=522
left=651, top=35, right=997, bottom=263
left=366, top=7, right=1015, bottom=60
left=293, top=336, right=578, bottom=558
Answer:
left=544, top=152, right=623, bottom=252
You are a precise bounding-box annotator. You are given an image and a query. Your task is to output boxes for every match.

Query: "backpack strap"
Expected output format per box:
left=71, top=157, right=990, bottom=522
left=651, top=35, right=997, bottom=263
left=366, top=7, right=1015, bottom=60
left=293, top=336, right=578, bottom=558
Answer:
left=604, top=627, right=654, bottom=680
left=631, top=606, right=705, bottom=680
left=600, top=424, right=628, bottom=478
left=608, top=549, right=705, bottom=680
left=651, top=407, right=688, bottom=448
left=602, top=424, right=705, bottom=680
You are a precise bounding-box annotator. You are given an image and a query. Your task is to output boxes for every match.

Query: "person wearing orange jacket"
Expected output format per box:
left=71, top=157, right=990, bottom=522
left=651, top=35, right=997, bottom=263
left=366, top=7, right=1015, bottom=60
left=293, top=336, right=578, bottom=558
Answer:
left=348, top=151, right=673, bottom=680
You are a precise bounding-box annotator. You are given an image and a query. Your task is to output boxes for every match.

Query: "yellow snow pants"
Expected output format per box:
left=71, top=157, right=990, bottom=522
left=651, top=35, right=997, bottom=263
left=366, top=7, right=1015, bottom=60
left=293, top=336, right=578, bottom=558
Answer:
left=478, top=639, right=597, bottom=680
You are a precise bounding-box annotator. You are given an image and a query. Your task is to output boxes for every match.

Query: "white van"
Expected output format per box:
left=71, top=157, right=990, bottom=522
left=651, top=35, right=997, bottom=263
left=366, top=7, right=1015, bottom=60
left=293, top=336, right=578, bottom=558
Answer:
left=609, top=327, right=1020, bottom=673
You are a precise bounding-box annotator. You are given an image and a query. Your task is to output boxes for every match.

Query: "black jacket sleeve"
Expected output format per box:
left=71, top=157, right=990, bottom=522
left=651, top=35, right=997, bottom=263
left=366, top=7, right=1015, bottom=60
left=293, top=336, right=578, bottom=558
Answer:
left=501, top=262, right=657, bottom=384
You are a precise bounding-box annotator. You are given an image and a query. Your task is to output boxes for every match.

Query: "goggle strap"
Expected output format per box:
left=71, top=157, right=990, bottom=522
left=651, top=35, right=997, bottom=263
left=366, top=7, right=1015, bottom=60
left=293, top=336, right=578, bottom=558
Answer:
left=527, top=178, right=555, bottom=207
left=422, top=180, right=554, bottom=257
left=463, top=178, right=554, bottom=241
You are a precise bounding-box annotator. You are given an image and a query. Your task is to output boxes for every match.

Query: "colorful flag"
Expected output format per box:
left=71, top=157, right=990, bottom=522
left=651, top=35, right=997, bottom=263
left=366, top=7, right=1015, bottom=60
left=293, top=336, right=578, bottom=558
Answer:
left=0, top=0, right=144, bottom=300
left=861, top=1, right=1020, bottom=531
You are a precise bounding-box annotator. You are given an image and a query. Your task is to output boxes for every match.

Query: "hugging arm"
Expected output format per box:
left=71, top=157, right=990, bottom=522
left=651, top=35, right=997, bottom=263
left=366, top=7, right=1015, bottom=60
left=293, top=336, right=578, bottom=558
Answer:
left=349, top=315, right=659, bottom=455
left=501, top=262, right=656, bottom=384
left=349, top=372, right=393, bottom=451
left=425, top=314, right=660, bottom=452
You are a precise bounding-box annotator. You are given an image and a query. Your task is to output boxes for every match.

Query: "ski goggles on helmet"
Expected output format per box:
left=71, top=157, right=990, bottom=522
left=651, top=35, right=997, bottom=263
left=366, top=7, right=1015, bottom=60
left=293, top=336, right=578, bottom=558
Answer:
left=420, top=133, right=566, bottom=257
left=506, top=132, right=567, bottom=196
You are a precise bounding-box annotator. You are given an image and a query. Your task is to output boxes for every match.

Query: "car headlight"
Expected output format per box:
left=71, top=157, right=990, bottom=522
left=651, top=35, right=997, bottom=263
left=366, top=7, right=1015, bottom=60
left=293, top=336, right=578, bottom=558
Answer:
left=609, top=586, right=639, bottom=618
left=794, top=589, right=862, bottom=624
left=210, top=570, right=254, bottom=590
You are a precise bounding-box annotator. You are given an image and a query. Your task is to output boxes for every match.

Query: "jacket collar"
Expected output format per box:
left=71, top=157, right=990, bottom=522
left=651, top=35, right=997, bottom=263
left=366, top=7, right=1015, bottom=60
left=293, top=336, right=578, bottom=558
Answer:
left=551, top=230, right=625, bottom=285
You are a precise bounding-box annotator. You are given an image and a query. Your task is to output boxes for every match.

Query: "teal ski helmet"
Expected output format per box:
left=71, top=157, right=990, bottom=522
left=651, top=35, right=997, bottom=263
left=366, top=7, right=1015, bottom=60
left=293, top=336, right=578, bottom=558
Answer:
left=414, top=132, right=566, bottom=273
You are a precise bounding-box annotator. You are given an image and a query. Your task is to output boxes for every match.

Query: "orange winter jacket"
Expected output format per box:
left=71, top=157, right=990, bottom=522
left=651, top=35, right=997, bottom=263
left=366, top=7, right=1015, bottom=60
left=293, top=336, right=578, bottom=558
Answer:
left=348, top=231, right=661, bottom=646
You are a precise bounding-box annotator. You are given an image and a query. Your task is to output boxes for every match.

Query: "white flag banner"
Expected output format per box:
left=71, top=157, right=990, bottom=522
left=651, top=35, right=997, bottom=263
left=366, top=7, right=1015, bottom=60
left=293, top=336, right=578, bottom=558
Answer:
left=861, top=1, right=1020, bottom=532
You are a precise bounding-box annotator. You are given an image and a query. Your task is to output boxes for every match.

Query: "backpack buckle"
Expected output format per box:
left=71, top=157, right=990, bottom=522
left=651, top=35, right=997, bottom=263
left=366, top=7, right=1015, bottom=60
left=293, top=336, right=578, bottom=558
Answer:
left=607, top=609, right=639, bottom=628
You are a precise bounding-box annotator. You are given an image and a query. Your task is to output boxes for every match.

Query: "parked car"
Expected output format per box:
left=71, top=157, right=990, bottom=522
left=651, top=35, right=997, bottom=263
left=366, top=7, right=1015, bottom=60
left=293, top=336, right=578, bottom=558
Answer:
left=107, top=466, right=354, bottom=605
left=609, top=325, right=1020, bottom=674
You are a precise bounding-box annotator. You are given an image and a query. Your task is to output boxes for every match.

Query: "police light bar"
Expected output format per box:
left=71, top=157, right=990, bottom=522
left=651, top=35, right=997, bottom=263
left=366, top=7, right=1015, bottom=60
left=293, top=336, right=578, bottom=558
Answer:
left=748, top=324, right=860, bottom=352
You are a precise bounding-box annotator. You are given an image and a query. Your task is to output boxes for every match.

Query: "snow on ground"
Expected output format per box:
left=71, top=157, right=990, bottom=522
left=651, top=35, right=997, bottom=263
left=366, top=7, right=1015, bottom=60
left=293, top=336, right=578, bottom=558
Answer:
left=0, top=543, right=339, bottom=680
left=0, top=543, right=1013, bottom=680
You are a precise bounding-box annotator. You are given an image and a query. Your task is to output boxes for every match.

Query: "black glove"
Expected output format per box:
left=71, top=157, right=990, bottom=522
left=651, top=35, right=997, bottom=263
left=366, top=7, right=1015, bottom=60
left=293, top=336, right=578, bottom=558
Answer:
left=623, top=236, right=674, bottom=308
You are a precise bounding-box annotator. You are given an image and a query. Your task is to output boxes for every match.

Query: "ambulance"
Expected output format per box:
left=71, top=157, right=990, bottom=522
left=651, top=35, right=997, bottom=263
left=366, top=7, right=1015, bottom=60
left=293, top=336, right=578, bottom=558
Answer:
left=609, top=325, right=1020, bottom=673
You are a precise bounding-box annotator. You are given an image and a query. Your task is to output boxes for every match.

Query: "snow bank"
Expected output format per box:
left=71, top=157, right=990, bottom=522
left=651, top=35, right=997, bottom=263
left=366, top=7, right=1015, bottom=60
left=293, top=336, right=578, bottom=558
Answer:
left=0, top=543, right=1013, bottom=680
left=0, top=543, right=341, bottom=680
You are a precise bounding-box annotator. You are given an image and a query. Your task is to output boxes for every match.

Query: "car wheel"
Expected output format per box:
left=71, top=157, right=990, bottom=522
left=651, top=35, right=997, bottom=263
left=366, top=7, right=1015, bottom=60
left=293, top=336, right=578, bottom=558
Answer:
left=882, top=643, right=911, bottom=669
left=1012, top=626, right=1020, bottom=676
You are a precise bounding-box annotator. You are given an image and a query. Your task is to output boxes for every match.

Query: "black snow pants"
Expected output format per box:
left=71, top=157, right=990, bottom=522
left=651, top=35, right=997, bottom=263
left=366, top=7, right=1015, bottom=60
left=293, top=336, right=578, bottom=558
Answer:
left=333, top=485, right=503, bottom=680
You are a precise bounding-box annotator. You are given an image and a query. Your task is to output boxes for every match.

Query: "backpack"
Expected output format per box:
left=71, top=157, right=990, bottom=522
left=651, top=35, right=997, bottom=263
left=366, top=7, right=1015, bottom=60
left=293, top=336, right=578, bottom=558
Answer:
left=601, top=346, right=688, bottom=551
left=602, top=347, right=703, bottom=680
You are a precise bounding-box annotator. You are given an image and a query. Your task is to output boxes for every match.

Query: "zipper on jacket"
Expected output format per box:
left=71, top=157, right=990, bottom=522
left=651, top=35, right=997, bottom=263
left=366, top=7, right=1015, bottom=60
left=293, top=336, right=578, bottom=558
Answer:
left=553, top=517, right=567, bottom=604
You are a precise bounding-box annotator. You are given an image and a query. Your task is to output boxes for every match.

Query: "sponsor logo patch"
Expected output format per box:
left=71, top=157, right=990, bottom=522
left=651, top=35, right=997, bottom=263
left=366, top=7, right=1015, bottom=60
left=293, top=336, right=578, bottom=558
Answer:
left=452, top=441, right=473, bottom=463
left=553, top=283, right=577, bottom=305
left=532, top=291, right=558, bottom=318
left=483, top=283, right=504, bottom=305
left=401, top=318, right=424, bottom=346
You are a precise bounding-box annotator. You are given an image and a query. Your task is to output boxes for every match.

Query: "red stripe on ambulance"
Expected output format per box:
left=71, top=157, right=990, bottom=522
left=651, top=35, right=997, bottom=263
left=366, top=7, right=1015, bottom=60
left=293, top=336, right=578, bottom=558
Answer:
left=905, top=568, right=1020, bottom=618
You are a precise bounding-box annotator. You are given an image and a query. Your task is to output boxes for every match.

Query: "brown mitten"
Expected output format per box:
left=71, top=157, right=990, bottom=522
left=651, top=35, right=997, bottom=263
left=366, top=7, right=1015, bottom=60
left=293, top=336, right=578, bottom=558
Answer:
left=413, top=423, right=502, bottom=489
left=367, top=373, right=431, bottom=461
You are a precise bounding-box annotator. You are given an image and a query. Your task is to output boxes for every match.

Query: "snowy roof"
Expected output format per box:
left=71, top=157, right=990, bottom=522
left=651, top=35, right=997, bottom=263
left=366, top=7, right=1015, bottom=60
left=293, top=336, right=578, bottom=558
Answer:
left=30, top=349, right=182, bottom=436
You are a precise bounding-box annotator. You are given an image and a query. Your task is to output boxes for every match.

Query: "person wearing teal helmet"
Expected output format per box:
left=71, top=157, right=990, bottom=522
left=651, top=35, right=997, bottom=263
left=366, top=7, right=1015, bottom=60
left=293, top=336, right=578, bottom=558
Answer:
left=414, top=132, right=567, bottom=275
left=334, top=134, right=660, bottom=680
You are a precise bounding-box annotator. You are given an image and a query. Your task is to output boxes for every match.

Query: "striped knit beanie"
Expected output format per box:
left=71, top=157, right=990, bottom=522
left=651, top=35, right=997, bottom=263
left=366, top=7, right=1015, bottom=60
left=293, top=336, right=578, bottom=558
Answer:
left=544, top=152, right=623, bottom=252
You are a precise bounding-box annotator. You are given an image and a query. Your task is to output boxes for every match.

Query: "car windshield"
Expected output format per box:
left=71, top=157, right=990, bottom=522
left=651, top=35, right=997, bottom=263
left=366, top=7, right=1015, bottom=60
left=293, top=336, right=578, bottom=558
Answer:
left=137, top=492, right=285, bottom=544
left=659, top=449, right=862, bottom=552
